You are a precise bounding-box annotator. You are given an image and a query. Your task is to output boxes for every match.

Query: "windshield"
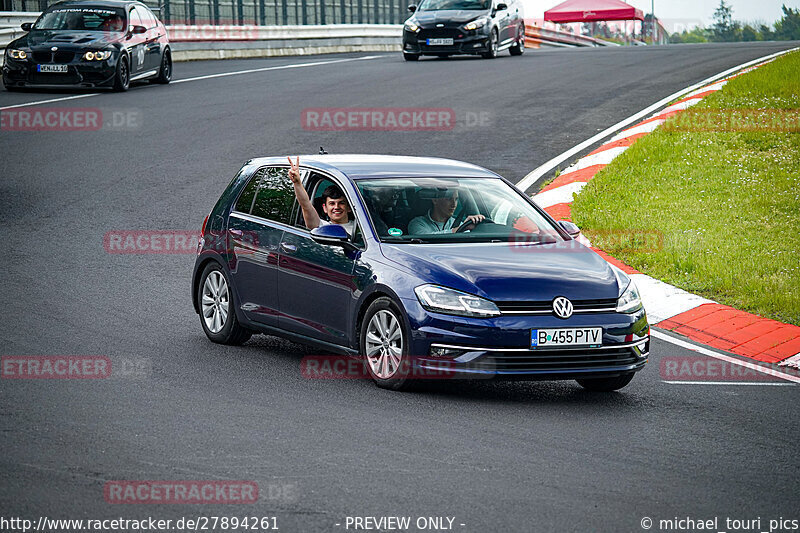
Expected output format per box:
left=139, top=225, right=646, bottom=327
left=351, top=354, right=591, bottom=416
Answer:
left=34, top=7, right=126, bottom=31
left=417, top=0, right=490, bottom=11
left=356, top=177, right=564, bottom=244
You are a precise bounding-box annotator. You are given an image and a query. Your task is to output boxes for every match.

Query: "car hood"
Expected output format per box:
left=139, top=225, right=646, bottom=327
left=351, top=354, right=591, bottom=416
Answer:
left=380, top=240, right=621, bottom=302
left=17, top=30, right=122, bottom=49
left=413, top=9, right=488, bottom=25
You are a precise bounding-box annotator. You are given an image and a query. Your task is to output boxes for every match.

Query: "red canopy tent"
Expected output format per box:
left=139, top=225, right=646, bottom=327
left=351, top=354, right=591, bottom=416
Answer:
left=544, top=0, right=644, bottom=23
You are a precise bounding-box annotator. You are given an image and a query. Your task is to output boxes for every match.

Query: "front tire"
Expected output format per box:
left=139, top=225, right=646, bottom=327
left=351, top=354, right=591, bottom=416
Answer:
left=403, top=52, right=420, bottom=61
left=360, top=298, right=413, bottom=391
left=481, top=29, right=498, bottom=59
left=113, top=54, right=130, bottom=92
left=198, top=263, right=252, bottom=345
left=510, top=26, right=525, bottom=55
left=576, top=373, right=635, bottom=392
left=154, top=48, right=172, bottom=84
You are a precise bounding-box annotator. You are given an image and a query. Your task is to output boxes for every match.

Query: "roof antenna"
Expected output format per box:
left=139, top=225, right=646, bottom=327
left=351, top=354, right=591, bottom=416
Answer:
left=319, top=146, right=328, bottom=155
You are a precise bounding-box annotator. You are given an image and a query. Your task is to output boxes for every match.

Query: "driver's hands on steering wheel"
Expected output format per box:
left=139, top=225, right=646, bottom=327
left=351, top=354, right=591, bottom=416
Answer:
left=453, top=214, right=486, bottom=233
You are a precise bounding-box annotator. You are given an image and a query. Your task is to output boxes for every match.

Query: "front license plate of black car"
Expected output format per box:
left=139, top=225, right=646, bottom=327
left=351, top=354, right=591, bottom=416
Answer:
left=37, top=64, right=68, bottom=73
left=531, top=327, right=602, bottom=348
left=426, top=38, right=453, bottom=45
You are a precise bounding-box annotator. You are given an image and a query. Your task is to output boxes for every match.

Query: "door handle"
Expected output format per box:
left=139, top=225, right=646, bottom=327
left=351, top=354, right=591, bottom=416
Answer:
left=229, top=229, right=243, bottom=237
left=280, top=242, right=297, bottom=253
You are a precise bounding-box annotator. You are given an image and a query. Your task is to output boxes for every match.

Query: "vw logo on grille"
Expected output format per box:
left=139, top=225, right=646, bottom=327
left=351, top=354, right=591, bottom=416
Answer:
left=436, top=23, right=444, bottom=27
left=552, top=297, right=573, bottom=319
left=51, top=46, right=58, bottom=52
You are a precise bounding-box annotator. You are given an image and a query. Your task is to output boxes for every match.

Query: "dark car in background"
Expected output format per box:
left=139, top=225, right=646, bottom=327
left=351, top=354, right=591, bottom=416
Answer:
left=3, top=0, right=172, bottom=91
left=191, top=155, right=649, bottom=392
left=402, top=0, right=524, bottom=60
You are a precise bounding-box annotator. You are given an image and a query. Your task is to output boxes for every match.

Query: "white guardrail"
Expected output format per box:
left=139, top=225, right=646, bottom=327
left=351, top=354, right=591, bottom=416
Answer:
left=1, top=10, right=614, bottom=65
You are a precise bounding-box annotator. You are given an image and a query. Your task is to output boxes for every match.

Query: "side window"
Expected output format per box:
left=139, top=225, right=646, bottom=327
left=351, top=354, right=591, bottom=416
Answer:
left=250, top=167, right=295, bottom=225
left=128, top=7, right=142, bottom=27
left=141, top=7, right=158, bottom=28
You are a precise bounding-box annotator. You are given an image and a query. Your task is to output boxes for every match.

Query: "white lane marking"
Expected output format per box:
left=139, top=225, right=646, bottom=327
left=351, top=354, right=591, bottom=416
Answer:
left=0, top=92, right=100, bottom=111
left=779, top=353, right=800, bottom=369
left=0, top=55, right=382, bottom=111
left=515, top=46, right=799, bottom=191
left=651, top=329, right=800, bottom=384
left=560, top=146, right=627, bottom=175
left=653, top=97, right=702, bottom=117
left=172, top=54, right=381, bottom=84
left=663, top=381, right=794, bottom=386
left=532, top=181, right=587, bottom=208
left=631, top=273, right=715, bottom=324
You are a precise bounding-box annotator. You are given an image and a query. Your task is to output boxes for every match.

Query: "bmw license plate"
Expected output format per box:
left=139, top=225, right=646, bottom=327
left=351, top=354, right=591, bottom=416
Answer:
left=426, top=38, right=453, bottom=45
left=37, top=64, right=68, bottom=73
left=531, top=327, right=602, bottom=348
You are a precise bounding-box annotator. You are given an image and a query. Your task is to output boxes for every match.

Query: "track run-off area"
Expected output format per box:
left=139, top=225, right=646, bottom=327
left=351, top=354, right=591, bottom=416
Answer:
left=1, top=41, right=798, bottom=532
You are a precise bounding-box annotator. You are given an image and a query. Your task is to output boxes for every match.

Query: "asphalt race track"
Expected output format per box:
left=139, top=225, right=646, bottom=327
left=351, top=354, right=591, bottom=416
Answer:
left=1, top=42, right=798, bottom=532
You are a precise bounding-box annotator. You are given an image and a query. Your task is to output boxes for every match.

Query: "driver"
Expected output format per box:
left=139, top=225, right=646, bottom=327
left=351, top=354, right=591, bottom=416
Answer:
left=408, top=188, right=484, bottom=234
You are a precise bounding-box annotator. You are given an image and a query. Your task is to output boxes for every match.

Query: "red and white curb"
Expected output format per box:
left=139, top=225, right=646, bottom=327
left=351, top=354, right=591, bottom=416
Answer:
left=528, top=49, right=800, bottom=370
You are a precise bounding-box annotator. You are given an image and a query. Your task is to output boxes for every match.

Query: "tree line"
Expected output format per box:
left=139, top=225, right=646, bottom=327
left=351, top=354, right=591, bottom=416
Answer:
left=670, top=1, right=800, bottom=43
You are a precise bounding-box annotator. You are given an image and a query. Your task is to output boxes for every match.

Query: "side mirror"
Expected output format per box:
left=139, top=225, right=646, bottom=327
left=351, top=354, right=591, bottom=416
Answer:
left=558, top=220, right=581, bottom=237
left=496, top=3, right=508, bottom=10
left=130, top=24, right=147, bottom=34
left=21, top=22, right=33, bottom=31
left=311, top=224, right=355, bottom=250
left=407, top=4, right=417, bottom=12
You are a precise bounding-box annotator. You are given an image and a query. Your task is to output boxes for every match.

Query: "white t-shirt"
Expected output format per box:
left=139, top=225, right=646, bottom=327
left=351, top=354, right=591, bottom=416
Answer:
left=320, top=219, right=356, bottom=236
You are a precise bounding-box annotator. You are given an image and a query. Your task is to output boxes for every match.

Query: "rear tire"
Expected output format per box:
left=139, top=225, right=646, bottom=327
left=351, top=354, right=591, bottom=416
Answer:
left=360, top=297, right=414, bottom=391
left=576, top=373, right=635, bottom=392
left=154, top=48, right=172, bottom=84
left=113, top=54, right=130, bottom=92
left=403, top=52, right=420, bottom=61
left=198, top=263, right=253, bottom=345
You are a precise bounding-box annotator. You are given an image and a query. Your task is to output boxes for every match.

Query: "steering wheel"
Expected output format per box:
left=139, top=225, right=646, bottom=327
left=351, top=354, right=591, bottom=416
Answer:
left=456, top=217, right=493, bottom=233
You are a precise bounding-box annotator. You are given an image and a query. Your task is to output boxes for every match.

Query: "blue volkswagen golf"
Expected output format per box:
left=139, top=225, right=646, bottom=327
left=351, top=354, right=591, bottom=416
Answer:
left=192, top=155, right=649, bottom=391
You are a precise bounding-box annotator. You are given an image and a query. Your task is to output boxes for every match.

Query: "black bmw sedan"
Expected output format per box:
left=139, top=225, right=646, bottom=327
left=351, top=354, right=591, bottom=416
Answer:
left=402, top=0, right=525, bottom=61
left=3, top=0, right=172, bottom=91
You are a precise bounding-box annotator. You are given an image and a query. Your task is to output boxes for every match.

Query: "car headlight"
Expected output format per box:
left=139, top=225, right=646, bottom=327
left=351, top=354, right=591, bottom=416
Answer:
left=8, top=49, right=28, bottom=60
left=404, top=20, right=420, bottom=32
left=83, top=50, right=112, bottom=61
left=463, top=17, right=488, bottom=31
left=616, top=281, right=643, bottom=314
left=415, top=284, right=500, bottom=317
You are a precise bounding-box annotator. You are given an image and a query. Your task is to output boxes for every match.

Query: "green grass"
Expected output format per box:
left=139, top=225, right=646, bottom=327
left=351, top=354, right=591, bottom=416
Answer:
left=571, top=50, right=800, bottom=325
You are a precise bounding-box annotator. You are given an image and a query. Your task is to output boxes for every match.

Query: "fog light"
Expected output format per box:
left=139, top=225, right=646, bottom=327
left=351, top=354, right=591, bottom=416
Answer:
left=430, top=346, right=464, bottom=358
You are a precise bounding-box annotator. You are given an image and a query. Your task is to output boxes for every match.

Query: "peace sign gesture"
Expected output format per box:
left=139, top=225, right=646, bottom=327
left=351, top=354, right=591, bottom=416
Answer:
left=287, top=156, right=301, bottom=184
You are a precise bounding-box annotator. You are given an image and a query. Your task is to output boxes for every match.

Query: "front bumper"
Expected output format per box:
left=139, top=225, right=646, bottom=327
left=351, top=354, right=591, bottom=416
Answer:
left=401, top=298, right=650, bottom=379
left=402, top=27, right=491, bottom=56
left=3, top=56, right=118, bottom=89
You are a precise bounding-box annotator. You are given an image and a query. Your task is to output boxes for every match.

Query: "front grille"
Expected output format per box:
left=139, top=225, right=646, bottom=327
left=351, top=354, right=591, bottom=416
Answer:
left=31, top=51, right=75, bottom=63
left=54, top=51, right=75, bottom=63
left=32, top=51, right=52, bottom=63
left=31, top=71, right=80, bottom=85
left=496, top=298, right=618, bottom=314
left=417, top=28, right=463, bottom=40
left=465, top=346, right=639, bottom=373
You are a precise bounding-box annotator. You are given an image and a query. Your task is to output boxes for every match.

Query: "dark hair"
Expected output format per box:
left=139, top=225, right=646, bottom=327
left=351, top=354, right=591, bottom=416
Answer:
left=321, top=185, right=346, bottom=203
